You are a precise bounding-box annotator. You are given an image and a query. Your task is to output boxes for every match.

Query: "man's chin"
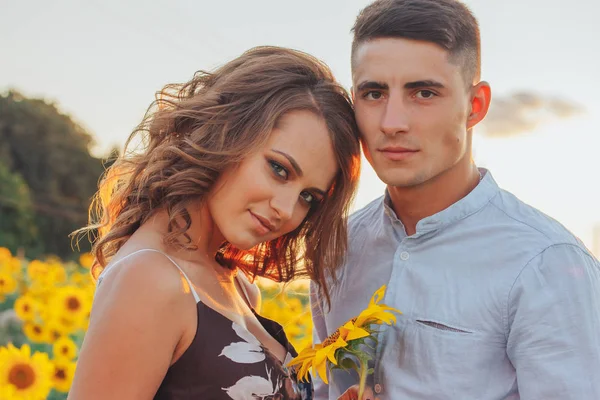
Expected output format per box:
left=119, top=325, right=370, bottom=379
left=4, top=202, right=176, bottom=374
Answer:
left=376, top=169, right=424, bottom=188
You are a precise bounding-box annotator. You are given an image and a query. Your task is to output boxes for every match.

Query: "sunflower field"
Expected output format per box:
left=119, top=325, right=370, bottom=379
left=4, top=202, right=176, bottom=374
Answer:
left=0, top=247, right=313, bottom=399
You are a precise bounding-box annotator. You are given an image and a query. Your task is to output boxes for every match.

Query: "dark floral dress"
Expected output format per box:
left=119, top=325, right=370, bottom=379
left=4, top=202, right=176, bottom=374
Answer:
left=99, top=249, right=313, bottom=400
left=154, top=301, right=313, bottom=399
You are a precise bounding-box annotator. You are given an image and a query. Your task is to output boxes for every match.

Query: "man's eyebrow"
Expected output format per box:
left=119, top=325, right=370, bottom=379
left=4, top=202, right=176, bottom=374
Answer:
left=355, top=81, right=389, bottom=92
left=404, top=80, right=445, bottom=89
left=355, top=80, right=445, bottom=91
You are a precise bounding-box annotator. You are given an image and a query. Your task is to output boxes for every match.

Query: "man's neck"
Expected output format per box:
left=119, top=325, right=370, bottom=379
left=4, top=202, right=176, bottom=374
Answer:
left=387, top=161, right=480, bottom=236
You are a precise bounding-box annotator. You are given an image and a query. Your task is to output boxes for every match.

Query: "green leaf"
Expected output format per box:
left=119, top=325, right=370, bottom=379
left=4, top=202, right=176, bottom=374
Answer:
left=47, top=389, right=68, bottom=400
left=337, top=354, right=360, bottom=372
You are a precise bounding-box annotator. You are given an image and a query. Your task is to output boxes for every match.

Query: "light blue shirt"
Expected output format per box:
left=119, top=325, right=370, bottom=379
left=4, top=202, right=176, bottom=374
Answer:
left=311, top=169, right=600, bottom=400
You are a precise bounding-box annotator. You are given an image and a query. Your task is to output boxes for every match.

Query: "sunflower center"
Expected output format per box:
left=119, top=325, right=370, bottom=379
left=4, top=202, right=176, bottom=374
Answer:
left=8, top=364, right=36, bottom=389
left=55, top=368, right=66, bottom=381
left=66, top=296, right=81, bottom=311
left=23, top=304, right=30, bottom=313
left=322, top=317, right=359, bottom=346
left=33, top=325, right=42, bottom=335
left=0, top=278, right=5, bottom=286
left=322, top=330, right=341, bottom=347
left=61, top=346, right=70, bottom=355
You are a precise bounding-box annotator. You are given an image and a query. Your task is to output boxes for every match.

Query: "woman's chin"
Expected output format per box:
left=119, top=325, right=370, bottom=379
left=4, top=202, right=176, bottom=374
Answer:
left=226, top=236, right=261, bottom=251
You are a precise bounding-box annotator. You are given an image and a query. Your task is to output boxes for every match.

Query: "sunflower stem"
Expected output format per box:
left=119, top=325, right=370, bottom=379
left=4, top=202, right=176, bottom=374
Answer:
left=357, top=356, right=368, bottom=400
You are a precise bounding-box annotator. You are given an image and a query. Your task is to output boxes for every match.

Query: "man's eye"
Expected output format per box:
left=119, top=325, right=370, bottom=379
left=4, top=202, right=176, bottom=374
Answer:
left=269, top=161, right=288, bottom=179
left=416, top=90, right=436, bottom=99
left=363, top=91, right=383, bottom=100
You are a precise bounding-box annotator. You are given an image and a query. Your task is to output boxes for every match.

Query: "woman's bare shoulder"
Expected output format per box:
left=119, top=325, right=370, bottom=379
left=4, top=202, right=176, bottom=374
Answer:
left=94, top=249, right=193, bottom=310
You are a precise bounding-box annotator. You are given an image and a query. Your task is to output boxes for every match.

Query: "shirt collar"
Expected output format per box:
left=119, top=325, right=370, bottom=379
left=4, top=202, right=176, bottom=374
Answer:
left=383, top=168, right=500, bottom=236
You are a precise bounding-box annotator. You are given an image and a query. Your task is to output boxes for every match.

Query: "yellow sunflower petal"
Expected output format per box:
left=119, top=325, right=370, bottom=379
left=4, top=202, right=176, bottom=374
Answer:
left=313, top=347, right=330, bottom=365
left=370, top=285, right=387, bottom=305
left=325, top=350, right=338, bottom=365
left=21, top=343, right=31, bottom=358
left=354, top=308, right=376, bottom=327
left=315, top=358, right=329, bottom=384
left=355, top=303, right=401, bottom=327
left=288, top=348, right=316, bottom=367
left=297, top=360, right=312, bottom=382
left=345, top=326, right=371, bottom=341
left=379, top=311, right=401, bottom=321
left=342, top=320, right=355, bottom=330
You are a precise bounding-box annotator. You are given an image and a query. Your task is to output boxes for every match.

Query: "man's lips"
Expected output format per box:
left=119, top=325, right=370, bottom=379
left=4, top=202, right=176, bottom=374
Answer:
left=378, top=146, right=419, bottom=161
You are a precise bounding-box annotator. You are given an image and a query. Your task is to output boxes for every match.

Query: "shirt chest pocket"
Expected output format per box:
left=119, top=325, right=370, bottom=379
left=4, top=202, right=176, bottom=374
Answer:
left=394, top=318, right=509, bottom=393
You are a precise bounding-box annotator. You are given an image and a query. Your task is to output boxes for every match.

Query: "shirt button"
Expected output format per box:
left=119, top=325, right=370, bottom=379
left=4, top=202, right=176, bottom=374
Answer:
left=374, top=383, right=383, bottom=394
left=400, top=251, right=409, bottom=261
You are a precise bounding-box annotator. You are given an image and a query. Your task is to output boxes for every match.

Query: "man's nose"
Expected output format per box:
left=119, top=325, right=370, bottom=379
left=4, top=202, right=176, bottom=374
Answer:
left=380, top=94, right=409, bottom=136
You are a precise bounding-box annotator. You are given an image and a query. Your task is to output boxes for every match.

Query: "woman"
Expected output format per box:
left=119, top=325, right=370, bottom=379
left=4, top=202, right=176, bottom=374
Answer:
left=69, top=46, right=361, bottom=399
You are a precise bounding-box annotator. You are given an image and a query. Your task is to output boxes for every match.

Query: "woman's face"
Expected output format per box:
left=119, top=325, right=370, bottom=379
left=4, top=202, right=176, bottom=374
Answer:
left=208, top=109, right=338, bottom=250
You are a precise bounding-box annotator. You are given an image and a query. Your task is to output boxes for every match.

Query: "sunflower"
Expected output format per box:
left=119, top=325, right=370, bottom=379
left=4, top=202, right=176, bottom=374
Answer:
left=290, top=335, right=349, bottom=384
left=49, top=286, right=92, bottom=324
left=79, top=253, right=94, bottom=269
left=0, top=343, right=54, bottom=400
left=70, top=271, right=93, bottom=288
left=338, top=285, right=401, bottom=341
left=0, top=255, right=22, bottom=275
left=51, top=358, right=76, bottom=393
left=0, top=247, right=11, bottom=262
left=48, top=262, right=67, bottom=285
left=23, top=322, right=48, bottom=344
left=28, top=265, right=62, bottom=292
left=27, top=260, right=49, bottom=281
left=0, top=271, right=17, bottom=297
left=14, top=295, right=38, bottom=322
left=288, top=285, right=401, bottom=386
left=52, top=337, right=78, bottom=361
left=26, top=280, right=52, bottom=299
left=45, top=318, right=69, bottom=343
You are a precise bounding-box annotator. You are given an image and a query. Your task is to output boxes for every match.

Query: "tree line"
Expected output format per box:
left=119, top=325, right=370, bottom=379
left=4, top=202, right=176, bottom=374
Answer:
left=0, top=90, right=114, bottom=260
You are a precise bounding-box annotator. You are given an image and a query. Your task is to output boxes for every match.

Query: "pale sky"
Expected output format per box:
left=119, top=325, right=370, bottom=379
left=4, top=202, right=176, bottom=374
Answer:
left=1, top=0, right=599, bottom=251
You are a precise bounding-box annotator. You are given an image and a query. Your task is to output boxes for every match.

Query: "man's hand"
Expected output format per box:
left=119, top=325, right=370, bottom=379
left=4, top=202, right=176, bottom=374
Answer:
left=337, top=385, right=379, bottom=400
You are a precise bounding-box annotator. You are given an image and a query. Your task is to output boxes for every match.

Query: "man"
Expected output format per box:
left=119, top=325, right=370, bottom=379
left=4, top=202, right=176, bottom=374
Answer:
left=311, top=0, right=600, bottom=399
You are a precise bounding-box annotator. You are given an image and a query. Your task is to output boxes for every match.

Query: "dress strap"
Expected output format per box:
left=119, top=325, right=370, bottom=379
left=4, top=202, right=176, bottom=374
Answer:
left=98, top=248, right=201, bottom=303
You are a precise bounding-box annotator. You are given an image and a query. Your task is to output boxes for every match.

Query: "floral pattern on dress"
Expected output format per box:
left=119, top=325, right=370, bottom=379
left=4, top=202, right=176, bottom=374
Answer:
left=219, top=322, right=312, bottom=400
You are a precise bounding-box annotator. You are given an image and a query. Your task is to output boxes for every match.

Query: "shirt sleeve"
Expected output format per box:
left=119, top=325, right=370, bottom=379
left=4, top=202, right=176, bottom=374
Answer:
left=310, top=279, right=329, bottom=400
left=506, top=243, right=600, bottom=399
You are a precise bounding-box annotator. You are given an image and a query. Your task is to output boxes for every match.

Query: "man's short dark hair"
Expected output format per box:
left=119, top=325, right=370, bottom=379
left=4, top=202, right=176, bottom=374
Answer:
left=351, top=0, right=481, bottom=85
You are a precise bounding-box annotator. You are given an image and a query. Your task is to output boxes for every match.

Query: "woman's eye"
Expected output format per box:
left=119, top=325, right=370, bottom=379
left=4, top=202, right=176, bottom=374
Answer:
left=269, top=161, right=288, bottom=179
left=300, top=191, right=315, bottom=205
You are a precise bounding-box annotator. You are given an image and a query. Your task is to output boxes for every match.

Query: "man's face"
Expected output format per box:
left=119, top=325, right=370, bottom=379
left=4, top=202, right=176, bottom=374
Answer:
left=352, top=38, right=474, bottom=188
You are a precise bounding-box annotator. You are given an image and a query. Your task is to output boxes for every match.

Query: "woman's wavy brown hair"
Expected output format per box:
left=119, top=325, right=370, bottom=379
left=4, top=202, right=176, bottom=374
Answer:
left=79, top=46, right=361, bottom=305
